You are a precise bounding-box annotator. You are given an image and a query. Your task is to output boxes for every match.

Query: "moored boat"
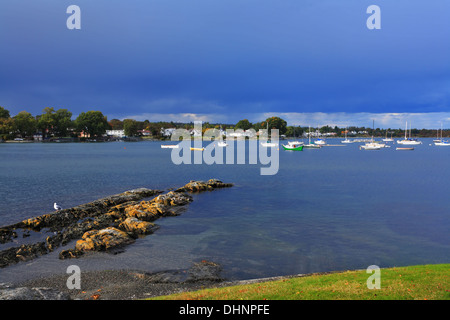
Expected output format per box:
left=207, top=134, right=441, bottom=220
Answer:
left=397, top=121, right=422, bottom=145
left=161, top=144, right=179, bottom=149
left=360, top=142, right=381, bottom=150
left=282, top=141, right=304, bottom=151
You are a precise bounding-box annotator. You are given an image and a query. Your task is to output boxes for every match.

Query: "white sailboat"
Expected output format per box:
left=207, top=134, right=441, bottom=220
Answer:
left=397, top=121, right=422, bottom=145
left=360, top=120, right=387, bottom=150
left=260, top=122, right=278, bottom=147
left=341, top=127, right=352, bottom=143
left=303, top=126, right=321, bottom=148
left=434, top=123, right=450, bottom=146
left=382, top=130, right=394, bottom=142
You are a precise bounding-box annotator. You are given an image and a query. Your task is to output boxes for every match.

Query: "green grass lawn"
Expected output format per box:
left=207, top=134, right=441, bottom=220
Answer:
left=150, top=264, right=449, bottom=300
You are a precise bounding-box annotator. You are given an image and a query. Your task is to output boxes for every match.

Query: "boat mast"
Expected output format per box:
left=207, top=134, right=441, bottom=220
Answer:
left=405, top=121, right=407, bottom=140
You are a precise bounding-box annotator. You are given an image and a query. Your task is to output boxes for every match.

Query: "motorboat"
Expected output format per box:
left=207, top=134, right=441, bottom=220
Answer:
left=282, top=141, right=304, bottom=151
left=314, top=139, right=326, bottom=145
left=360, top=142, right=381, bottom=150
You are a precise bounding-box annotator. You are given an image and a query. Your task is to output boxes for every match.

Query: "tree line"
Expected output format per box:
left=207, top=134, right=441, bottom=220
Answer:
left=0, top=106, right=447, bottom=141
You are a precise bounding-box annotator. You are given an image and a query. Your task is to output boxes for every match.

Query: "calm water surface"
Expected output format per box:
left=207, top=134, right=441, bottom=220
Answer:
left=0, top=139, right=449, bottom=283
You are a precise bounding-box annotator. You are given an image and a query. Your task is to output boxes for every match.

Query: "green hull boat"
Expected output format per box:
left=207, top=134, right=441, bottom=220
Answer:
left=282, top=144, right=304, bottom=151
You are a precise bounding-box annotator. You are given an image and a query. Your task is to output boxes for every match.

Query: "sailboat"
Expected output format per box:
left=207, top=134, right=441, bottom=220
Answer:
left=360, top=120, right=386, bottom=150
left=260, top=122, right=278, bottom=147
left=397, top=121, right=422, bottom=145
left=341, top=127, right=352, bottom=143
left=303, top=126, right=321, bottom=148
left=382, top=130, right=394, bottom=142
left=434, top=123, right=450, bottom=146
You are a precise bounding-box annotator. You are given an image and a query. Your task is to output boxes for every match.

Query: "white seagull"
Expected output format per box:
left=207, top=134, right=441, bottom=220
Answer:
left=54, top=202, right=62, bottom=211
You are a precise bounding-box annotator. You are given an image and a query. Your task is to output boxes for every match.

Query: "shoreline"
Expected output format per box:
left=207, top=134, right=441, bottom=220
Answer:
left=6, top=263, right=448, bottom=300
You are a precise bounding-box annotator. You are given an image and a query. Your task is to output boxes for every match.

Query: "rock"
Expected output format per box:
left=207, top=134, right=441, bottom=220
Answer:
left=153, top=191, right=193, bottom=206
left=118, top=217, right=159, bottom=235
left=123, top=202, right=162, bottom=221
left=75, top=227, right=134, bottom=252
left=0, top=181, right=233, bottom=266
left=186, top=260, right=223, bottom=283
left=18, top=188, right=162, bottom=231
left=0, top=287, right=70, bottom=300
left=58, top=248, right=84, bottom=260
left=0, top=228, right=17, bottom=244
left=176, top=179, right=233, bottom=192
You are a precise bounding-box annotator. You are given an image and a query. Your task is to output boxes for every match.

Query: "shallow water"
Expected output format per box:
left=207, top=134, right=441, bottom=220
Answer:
left=0, top=139, right=449, bottom=283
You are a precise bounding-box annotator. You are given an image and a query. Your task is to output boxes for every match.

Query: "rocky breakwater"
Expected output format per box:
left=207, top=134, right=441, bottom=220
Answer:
left=0, top=179, right=233, bottom=267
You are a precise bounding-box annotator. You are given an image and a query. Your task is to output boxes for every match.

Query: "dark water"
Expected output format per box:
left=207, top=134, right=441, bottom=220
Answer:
left=0, top=139, right=449, bottom=283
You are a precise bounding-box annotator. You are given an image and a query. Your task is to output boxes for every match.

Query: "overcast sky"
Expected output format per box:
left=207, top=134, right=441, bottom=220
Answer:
left=0, top=0, right=449, bottom=128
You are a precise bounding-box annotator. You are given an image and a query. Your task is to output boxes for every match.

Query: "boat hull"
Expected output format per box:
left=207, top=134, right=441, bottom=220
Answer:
left=282, top=145, right=304, bottom=151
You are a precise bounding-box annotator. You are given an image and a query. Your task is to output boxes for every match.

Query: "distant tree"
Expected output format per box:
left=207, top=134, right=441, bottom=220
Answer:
left=235, top=119, right=252, bottom=131
left=37, top=107, right=56, bottom=138
left=75, top=111, right=109, bottom=138
left=286, top=126, right=303, bottom=137
left=123, top=119, right=139, bottom=137
left=0, top=106, right=10, bottom=119
left=53, top=109, right=73, bottom=137
left=108, top=119, right=123, bottom=130
left=0, top=118, right=13, bottom=140
left=262, top=117, right=287, bottom=135
left=13, top=111, right=36, bottom=138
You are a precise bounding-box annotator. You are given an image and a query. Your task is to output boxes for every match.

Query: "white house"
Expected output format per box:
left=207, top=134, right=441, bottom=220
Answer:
left=106, top=130, right=125, bottom=137
left=161, top=128, right=177, bottom=137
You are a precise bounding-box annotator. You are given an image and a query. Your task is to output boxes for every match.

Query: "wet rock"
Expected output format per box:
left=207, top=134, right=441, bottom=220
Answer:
left=0, top=228, right=17, bottom=244
left=58, top=248, right=84, bottom=260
